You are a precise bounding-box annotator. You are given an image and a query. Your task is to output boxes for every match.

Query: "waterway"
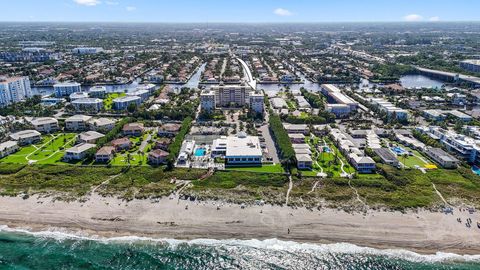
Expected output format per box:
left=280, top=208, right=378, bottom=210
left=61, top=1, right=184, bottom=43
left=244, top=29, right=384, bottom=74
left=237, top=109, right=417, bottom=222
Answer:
left=31, top=63, right=208, bottom=97
left=400, top=75, right=444, bottom=89
left=32, top=80, right=142, bottom=96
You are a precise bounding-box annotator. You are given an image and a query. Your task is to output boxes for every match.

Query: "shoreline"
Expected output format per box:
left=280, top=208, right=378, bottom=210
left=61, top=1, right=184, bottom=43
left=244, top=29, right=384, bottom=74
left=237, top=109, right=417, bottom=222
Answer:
left=0, top=194, right=478, bottom=256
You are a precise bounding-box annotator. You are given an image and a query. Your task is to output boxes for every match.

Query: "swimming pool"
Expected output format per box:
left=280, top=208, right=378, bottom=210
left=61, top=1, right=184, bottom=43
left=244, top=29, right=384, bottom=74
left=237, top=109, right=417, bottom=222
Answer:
left=194, top=148, right=206, bottom=157
left=472, top=166, right=480, bottom=176
left=391, top=146, right=407, bottom=155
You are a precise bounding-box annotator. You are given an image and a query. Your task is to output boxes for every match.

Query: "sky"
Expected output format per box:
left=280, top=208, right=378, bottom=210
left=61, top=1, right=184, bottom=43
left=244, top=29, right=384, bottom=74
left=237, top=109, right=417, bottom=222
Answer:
left=0, top=0, right=478, bottom=23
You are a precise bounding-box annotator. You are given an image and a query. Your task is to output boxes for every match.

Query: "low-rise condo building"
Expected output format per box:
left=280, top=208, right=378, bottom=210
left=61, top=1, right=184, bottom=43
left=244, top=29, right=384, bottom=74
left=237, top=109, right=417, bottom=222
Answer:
left=9, top=130, right=41, bottom=145
left=29, top=117, right=59, bottom=133
left=65, top=115, right=93, bottom=131
left=54, top=82, right=81, bottom=97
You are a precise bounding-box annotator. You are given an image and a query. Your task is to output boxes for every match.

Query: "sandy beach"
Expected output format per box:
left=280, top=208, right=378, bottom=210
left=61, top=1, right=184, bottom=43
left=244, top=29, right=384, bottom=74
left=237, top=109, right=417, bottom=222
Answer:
left=0, top=194, right=478, bottom=255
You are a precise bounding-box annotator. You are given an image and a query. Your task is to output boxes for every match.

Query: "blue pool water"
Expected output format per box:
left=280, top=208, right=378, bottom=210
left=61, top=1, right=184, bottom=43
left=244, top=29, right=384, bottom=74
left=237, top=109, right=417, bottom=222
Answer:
left=391, top=146, right=406, bottom=155
left=194, top=148, right=206, bottom=157
left=472, top=166, right=480, bottom=176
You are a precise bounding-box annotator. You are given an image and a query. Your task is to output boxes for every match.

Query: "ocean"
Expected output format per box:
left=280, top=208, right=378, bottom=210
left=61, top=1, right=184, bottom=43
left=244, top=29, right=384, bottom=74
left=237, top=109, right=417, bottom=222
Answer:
left=0, top=226, right=479, bottom=269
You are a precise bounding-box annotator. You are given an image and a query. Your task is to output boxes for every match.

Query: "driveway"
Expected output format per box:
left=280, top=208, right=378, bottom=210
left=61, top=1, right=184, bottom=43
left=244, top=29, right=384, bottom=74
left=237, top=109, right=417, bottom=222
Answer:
left=259, top=123, right=280, bottom=164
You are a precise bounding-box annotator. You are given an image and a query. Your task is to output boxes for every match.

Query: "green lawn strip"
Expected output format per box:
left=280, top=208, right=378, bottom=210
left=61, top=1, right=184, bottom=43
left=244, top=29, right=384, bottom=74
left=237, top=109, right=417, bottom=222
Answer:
left=0, top=133, right=77, bottom=164
left=386, top=140, right=433, bottom=168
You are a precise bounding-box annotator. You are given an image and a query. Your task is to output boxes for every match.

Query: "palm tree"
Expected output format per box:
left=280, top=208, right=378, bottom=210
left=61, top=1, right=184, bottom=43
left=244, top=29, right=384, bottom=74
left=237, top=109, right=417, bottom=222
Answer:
left=402, top=153, right=408, bottom=169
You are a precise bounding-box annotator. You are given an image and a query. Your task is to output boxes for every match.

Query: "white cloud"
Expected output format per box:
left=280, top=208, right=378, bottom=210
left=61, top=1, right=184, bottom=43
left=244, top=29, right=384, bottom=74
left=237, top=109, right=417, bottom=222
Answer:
left=404, top=14, right=423, bottom=22
left=429, top=16, right=441, bottom=22
left=126, top=6, right=136, bottom=12
left=73, top=0, right=101, bottom=6
left=273, top=8, right=292, bottom=17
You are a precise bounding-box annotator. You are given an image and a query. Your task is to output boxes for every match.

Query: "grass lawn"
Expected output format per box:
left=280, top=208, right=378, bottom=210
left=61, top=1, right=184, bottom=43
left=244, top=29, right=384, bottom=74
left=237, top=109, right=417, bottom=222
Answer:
left=0, top=133, right=77, bottom=165
left=110, top=133, right=154, bottom=166
left=286, top=100, right=297, bottom=110
left=299, top=112, right=309, bottom=119
left=226, top=163, right=285, bottom=174
left=308, top=136, right=356, bottom=177
left=103, top=92, right=126, bottom=110
left=111, top=152, right=148, bottom=166
left=387, top=140, right=432, bottom=169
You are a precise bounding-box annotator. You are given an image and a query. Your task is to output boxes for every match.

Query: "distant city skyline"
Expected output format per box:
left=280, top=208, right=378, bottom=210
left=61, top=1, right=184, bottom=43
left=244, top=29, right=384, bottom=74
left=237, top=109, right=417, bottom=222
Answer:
left=0, top=0, right=479, bottom=23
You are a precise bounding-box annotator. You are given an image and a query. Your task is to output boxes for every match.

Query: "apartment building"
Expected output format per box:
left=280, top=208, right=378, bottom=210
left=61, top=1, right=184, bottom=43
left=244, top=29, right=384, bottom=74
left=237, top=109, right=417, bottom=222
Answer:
left=0, top=141, right=19, bottom=158
left=64, top=143, right=96, bottom=161
left=29, top=117, right=59, bottom=133
left=0, top=76, right=32, bottom=107
left=321, top=84, right=358, bottom=117
left=9, top=130, right=41, bottom=145
left=460, top=60, right=480, bottom=73
left=424, top=147, right=459, bottom=169
left=212, top=84, right=249, bottom=107
left=369, top=97, right=409, bottom=121
left=329, top=128, right=376, bottom=173
left=417, top=126, right=480, bottom=164
left=88, top=118, right=115, bottom=132
left=249, top=91, right=264, bottom=114
left=200, top=90, right=216, bottom=112
left=113, top=96, right=141, bottom=110
left=65, top=115, right=93, bottom=131
left=54, top=82, right=81, bottom=97
left=72, top=98, right=104, bottom=112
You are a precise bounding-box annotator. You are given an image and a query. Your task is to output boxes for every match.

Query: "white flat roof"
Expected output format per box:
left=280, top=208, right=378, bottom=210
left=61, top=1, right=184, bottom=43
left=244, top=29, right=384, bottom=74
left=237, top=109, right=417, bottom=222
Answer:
left=66, top=115, right=92, bottom=122
left=72, top=98, right=103, bottom=104
left=66, top=143, right=96, bottom=154
left=10, top=130, right=41, bottom=140
left=226, top=135, right=262, bottom=157
left=54, top=82, right=80, bottom=87
left=30, top=117, right=58, bottom=126
left=114, top=96, right=141, bottom=102
left=0, top=141, right=18, bottom=151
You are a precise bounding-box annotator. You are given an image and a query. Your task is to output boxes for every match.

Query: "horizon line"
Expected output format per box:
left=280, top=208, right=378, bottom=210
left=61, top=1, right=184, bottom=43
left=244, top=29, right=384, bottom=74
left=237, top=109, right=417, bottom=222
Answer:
left=1, top=20, right=480, bottom=24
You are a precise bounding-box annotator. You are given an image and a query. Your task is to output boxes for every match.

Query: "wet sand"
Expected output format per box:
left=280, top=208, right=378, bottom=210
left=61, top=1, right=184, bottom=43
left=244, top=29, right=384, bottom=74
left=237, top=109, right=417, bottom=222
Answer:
left=0, top=194, right=478, bottom=255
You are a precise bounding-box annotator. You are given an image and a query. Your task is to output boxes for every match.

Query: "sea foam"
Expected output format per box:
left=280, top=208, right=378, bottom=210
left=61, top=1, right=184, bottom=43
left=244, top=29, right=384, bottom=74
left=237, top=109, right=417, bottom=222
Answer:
left=0, top=225, right=478, bottom=264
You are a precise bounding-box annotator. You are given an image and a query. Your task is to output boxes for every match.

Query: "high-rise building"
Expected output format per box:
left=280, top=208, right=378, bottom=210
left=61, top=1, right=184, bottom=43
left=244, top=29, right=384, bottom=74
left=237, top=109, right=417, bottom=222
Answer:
left=54, top=82, right=81, bottom=97
left=0, top=76, right=32, bottom=107
left=249, top=91, right=264, bottom=114
left=200, top=90, right=216, bottom=112
left=212, top=84, right=249, bottom=107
